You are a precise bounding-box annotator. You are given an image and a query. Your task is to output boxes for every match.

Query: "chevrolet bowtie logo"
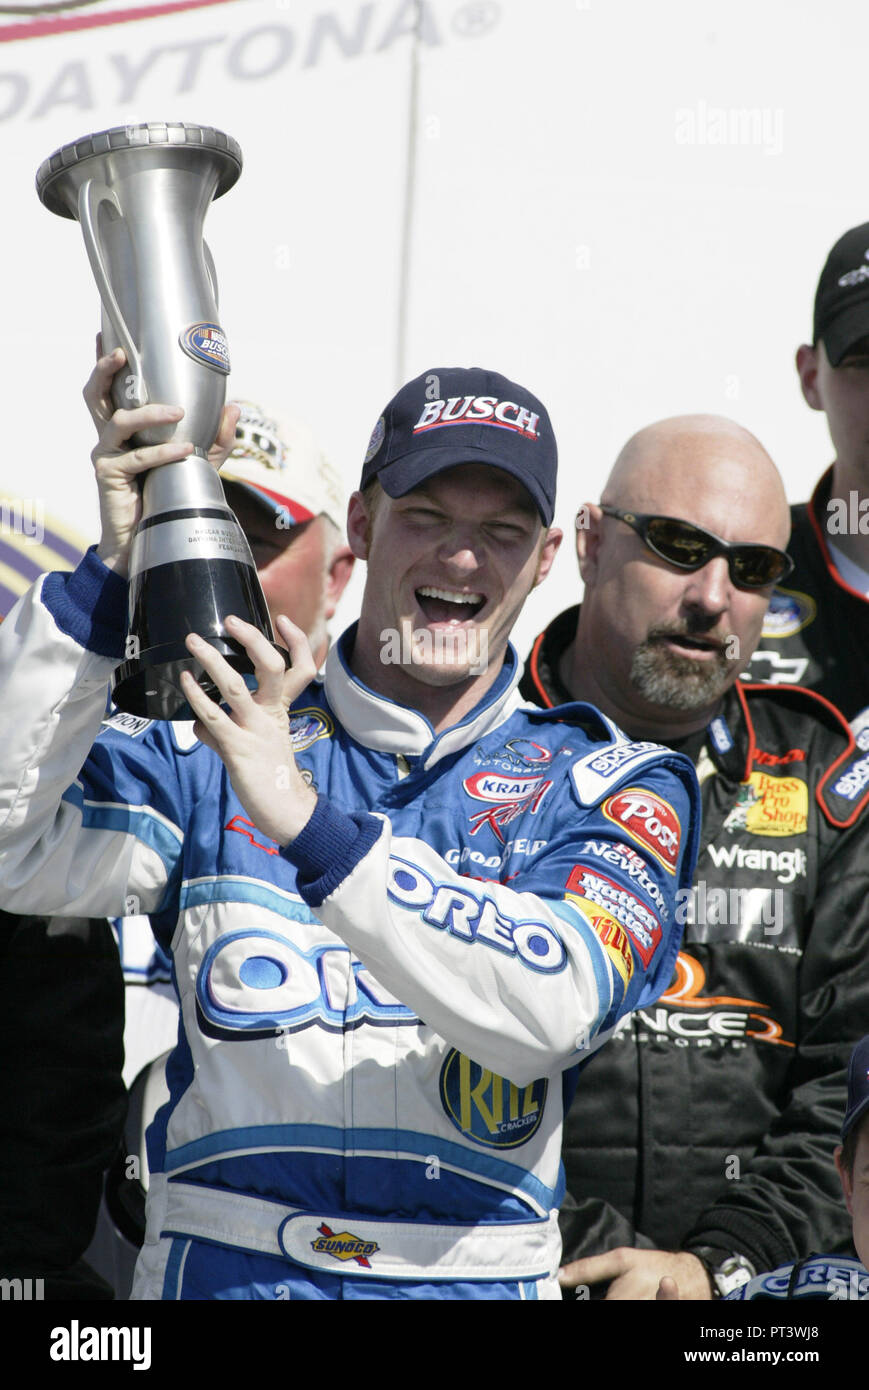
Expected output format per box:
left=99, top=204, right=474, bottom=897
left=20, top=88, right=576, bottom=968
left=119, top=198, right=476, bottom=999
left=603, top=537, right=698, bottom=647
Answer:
left=311, top=1223, right=379, bottom=1267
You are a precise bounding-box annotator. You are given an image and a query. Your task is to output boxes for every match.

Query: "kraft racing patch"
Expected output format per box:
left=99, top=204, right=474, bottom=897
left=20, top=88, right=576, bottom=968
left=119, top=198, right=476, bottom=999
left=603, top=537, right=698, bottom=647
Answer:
left=462, top=770, right=552, bottom=842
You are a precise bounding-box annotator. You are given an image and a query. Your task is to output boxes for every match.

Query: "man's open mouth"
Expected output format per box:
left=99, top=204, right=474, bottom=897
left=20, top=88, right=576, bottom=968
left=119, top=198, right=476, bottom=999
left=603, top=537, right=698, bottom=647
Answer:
left=655, top=631, right=725, bottom=659
left=415, top=586, right=486, bottom=624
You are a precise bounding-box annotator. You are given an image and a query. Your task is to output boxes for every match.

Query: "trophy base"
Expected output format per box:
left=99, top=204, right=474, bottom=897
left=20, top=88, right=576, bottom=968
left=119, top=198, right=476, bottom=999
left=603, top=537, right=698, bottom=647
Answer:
left=112, top=636, right=290, bottom=721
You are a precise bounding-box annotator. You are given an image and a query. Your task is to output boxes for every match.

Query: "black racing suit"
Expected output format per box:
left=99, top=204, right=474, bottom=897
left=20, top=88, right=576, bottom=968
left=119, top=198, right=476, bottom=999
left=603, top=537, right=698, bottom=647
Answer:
left=0, top=914, right=126, bottom=1298
left=521, top=607, right=869, bottom=1279
left=745, top=467, right=869, bottom=722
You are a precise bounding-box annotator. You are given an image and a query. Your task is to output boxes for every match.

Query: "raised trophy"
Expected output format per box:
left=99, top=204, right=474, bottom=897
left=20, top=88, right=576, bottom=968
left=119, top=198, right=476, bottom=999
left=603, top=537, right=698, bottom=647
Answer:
left=36, top=121, right=285, bottom=719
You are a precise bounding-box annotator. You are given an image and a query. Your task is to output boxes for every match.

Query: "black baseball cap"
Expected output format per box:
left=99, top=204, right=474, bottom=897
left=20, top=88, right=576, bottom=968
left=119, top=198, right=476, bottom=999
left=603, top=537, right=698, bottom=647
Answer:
left=813, top=222, right=869, bottom=365
left=842, top=1034, right=869, bottom=1142
left=359, top=367, right=557, bottom=525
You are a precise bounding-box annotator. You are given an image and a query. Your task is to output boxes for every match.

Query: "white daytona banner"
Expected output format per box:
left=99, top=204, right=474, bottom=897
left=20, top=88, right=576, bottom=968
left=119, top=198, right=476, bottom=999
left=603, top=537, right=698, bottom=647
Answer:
left=0, top=0, right=864, bottom=650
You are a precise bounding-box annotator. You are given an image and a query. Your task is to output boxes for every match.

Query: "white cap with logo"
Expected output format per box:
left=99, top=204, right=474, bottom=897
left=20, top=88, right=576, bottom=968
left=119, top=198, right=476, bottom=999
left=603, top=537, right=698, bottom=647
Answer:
left=221, top=400, right=346, bottom=531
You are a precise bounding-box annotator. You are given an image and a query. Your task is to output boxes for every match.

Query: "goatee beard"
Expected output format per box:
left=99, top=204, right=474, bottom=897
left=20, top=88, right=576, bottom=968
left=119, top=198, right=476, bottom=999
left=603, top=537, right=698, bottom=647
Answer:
left=630, top=627, right=737, bottom=712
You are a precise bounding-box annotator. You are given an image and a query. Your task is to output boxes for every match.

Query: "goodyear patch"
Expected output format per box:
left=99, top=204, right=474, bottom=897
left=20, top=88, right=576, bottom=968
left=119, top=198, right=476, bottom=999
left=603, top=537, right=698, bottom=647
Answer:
left=310, top=1223, right=378, bottom=1267
left=179, top=321, right=230, bottom=374
left=288, top=707, right=333, bottom=751
left=723, top=772, right=808, bottom=838
left=439, top=1048, right=547, bottom=1148
left=760, top=587, right=816, bottom=639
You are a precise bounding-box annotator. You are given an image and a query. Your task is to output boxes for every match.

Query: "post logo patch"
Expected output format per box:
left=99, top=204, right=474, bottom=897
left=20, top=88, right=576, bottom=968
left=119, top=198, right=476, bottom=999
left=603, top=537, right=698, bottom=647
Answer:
left=601, top=788, right=681, bottom=874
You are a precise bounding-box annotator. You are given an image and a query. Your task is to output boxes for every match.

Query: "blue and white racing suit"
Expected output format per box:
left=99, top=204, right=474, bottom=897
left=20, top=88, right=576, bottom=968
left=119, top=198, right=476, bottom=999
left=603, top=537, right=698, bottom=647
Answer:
left=0, top=551, right=700, bottom=1299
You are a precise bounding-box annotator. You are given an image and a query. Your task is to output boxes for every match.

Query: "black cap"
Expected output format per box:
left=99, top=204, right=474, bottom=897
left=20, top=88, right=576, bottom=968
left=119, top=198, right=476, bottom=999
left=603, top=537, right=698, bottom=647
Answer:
left=814, top=222, right=869, bottom=365
left=842, top=1034, right=869, bottom=1143
left=359, top=367, right=557, bottom=525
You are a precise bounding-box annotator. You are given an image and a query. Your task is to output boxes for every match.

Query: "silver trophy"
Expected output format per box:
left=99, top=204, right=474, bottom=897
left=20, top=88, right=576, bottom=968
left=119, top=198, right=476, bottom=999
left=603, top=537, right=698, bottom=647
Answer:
left=36, top=121, right=284, bottom=719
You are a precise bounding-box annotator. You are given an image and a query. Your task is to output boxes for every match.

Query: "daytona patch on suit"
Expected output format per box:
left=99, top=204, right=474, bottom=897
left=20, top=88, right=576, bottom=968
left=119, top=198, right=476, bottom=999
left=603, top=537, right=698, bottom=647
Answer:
left=522, top=605, right=869, bottom=1277
left=0, top=554, right=699, bottom=1300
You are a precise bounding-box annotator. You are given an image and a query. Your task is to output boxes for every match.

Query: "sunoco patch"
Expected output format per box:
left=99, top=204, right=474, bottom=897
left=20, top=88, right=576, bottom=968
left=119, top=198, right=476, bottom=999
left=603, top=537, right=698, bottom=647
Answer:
left=179, top=322, right=230, bottom=374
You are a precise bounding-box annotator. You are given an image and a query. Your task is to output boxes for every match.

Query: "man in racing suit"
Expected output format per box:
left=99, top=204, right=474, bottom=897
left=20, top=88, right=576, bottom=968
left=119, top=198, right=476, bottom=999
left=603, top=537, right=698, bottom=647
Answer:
left=0, top=365, right=699, bottom=1300
left=726, top=1035, right=869, bottom=1302
left=745, top=222, right=869, bottom=720
left=521, top=414, right=869, bottom=1299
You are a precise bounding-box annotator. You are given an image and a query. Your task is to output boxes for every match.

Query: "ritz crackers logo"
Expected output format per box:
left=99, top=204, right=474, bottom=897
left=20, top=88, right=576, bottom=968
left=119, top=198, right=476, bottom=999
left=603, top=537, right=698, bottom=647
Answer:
left=439, top=1049, right=547, bottom=1149
left=310, top=1223, right=379, bottom=1268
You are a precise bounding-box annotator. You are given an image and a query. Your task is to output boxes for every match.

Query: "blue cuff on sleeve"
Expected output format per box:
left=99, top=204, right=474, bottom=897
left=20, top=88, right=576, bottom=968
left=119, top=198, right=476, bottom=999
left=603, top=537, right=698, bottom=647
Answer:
left=42, top=545, right=128, bottom=660
left=281, top=798, right=383, bottom=907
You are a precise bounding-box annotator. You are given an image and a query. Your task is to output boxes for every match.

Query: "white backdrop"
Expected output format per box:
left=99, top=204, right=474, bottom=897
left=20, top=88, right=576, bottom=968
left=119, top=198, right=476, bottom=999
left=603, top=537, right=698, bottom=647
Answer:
left=0, top=0, right=864, bottom=655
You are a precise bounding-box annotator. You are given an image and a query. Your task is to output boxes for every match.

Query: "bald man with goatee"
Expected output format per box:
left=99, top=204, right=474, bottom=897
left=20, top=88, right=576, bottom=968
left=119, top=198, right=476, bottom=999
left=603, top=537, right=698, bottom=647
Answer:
left=521, top=415, right=869, bottom=1300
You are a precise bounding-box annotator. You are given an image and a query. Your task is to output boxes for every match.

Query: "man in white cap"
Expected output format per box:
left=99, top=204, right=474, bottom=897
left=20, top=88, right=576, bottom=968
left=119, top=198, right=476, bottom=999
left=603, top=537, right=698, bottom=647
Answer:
left=221, top=400, right=354, bottom=668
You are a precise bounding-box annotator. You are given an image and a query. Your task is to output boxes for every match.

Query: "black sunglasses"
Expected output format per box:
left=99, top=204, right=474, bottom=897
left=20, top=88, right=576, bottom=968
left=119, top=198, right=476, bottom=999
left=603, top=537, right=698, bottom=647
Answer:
left=600, top=506, right=794, bottom=590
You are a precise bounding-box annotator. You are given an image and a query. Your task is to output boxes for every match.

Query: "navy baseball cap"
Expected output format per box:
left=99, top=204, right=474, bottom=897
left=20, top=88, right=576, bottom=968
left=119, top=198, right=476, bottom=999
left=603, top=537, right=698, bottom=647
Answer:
left=359, top=367, right=557, bottom=525
left=842, top=1034, right=869, bottom=1142
left=813, top=222, right=869, bottom=366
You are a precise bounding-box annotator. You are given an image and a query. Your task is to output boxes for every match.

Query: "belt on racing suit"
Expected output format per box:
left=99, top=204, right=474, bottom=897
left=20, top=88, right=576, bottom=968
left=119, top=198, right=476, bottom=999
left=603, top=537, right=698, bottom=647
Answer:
left=148, top=1174, right=561, bottom=1282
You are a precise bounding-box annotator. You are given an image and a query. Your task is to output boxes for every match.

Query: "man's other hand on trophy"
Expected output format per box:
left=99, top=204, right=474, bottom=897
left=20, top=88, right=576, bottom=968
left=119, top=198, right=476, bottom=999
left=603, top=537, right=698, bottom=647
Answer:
left=84, top=346, right=240, bottom=578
